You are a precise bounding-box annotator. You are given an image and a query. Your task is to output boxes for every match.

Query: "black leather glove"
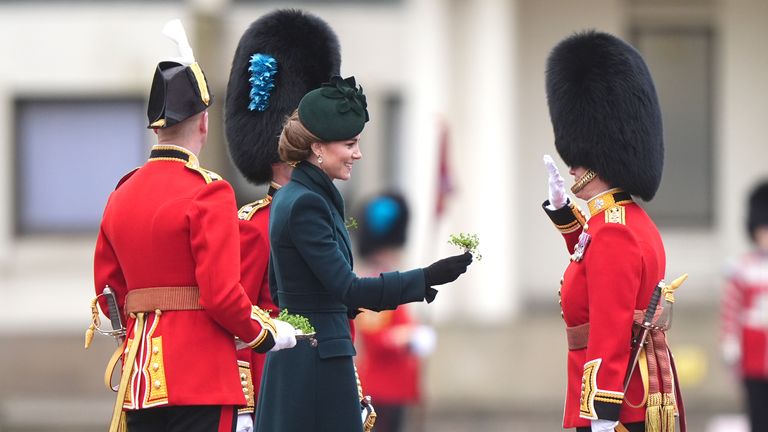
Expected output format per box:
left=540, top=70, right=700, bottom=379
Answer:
left=423, top=252, right=473, bottom=287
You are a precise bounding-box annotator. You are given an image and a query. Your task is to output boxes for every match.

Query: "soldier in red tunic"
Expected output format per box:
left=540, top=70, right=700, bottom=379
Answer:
left=223, top=10, right=342, bottom=430
left=92, top=20, right=296, bottom=432
left=541, top=31, right=679, bottom=432
left=354, top=193, right=436, bottom=432
left=721, top=182, right=768, bottom=432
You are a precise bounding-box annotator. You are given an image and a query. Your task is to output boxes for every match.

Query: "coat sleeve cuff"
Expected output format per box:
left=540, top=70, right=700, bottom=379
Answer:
left=378, top=268, right=428, bottom=308
left=425, top=287, right=438, bottom=303
left=542, top=198, right=587, bottom=234
left=579, top=358, right=624, bottom=421
left=247, top=306, right=276, bottom=354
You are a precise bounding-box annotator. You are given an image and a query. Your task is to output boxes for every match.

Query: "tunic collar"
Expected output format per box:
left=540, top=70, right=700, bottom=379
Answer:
left=148, top=144, right=200, bottom=167
left=268, top=181, right=281, bottom=198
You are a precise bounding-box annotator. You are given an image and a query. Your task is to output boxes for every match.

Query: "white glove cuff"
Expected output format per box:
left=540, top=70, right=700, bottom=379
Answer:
left=591, top=419, right=619, bottom=431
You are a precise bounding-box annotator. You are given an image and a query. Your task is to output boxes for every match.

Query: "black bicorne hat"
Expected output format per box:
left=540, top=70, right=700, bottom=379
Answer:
left=225, top=9, right=341, bottom=185
left=147, top=61, right=212, bottom=128
left=747, top=181, right=768, bottom=240
left=545, top=30, right=664, bottom=201
left=356, top=192, right=409, bottom=258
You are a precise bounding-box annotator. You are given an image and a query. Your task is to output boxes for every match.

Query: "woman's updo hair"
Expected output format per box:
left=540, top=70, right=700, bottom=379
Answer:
left=278, top=109, right=320, bottom=164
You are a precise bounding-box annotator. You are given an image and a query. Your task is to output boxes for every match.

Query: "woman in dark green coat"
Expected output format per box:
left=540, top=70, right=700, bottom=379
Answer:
left=254, top=76, right=473, bottom=432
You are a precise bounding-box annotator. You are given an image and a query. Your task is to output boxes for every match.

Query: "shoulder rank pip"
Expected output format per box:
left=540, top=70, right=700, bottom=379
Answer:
left=604, top=206, right=626, bottom=225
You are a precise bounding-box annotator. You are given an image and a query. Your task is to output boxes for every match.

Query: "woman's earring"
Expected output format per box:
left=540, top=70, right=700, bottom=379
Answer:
left=317, top=154, right=323, bottom=164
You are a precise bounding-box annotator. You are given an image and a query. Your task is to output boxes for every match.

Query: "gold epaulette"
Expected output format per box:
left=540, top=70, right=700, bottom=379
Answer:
left=115, top=168, right=139, bottom=190
left=185, top=165, right=222, bottom=184
left=604, top=206, right=626, bottom=225
left=238, top=197, right=272, bottom=221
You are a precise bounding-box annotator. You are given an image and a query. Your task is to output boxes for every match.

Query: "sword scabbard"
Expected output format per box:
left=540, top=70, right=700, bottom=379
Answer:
left=622, top=281, right=664, bottom=392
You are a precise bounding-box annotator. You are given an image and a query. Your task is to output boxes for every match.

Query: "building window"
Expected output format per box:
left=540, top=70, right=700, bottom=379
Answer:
left=233, top=0, right=401, bottom=3
left=632, top=27, right=715, bottom=227
left=14, top=98, right=147, bottom=235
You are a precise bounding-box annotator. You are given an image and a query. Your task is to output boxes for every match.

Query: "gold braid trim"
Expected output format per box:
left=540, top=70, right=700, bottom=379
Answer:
left=248, top=306, right=278, bottom=349
left=646, top=392, right=663, bottom=432
left=85, top=297, right=100, bottom=349
left=238, top=197, right=272, bottom=221
left=571, top=169, right=597, bottom=194
left=571, top=202, right=587, bottom=227
left=579, top=359, right=600, bottom=419
left=189, top=62, right=211, bottom=105
left=237, top=360, right=255, bottom=414
left=661, top=393, right=676, bottom=432
left=109, top=313, right=146, bottom=432
left=555, top=219, right=582, bottom=234
left=355, top=365, right=377, bottom=432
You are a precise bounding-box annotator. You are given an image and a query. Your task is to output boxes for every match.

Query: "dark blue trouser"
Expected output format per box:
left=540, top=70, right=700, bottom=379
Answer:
left=576, top=422, right=644, bottom=432
left=126, top=405, right=236, bottom=432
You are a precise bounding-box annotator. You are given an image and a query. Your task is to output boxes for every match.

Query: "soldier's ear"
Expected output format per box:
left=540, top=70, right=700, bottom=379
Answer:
left=199, top=111, right=209, bottom=135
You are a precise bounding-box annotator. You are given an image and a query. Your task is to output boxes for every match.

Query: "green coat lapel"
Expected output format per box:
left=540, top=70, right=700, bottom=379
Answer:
left=292, top=162, right=353, bottom=267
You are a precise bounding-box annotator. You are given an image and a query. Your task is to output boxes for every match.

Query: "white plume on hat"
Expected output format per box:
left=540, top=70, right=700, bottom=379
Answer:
left=162, top=19, right=196, bottom=65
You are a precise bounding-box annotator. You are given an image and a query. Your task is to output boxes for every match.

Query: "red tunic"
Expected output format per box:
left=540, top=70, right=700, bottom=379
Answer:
left=94, top=145, right=275, bottom=410
left=357, top=306, right=421, bottom=404
left=722, top=252, right=768, bottom=378
left=544, top=189, right=666, bottom=428
left=236, top=191, right=280, bottom=415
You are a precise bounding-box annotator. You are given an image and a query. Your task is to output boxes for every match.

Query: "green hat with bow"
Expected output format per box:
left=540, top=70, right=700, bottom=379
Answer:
left=298, top=76, right=369, bottom=141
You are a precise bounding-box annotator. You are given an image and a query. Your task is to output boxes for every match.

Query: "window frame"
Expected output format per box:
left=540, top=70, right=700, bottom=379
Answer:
left=12, top=95, right=147, bottom=236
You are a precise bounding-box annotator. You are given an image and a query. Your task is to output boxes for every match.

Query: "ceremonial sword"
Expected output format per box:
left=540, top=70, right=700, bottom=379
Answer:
left=622, top=281, right=663, bottom=392
left=102, top=286, right=126, bottom=345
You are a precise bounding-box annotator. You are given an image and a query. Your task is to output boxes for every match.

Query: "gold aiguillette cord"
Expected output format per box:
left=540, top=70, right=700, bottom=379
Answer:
left=109, top=313, right=145, bottom=432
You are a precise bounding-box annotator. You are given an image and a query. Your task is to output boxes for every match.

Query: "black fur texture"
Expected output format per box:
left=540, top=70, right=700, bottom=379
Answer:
left=225, top=9, right=341, bottom=185
left=748, top=181, right=768, bottom=240
left=545, top=30, right=664, bottom=201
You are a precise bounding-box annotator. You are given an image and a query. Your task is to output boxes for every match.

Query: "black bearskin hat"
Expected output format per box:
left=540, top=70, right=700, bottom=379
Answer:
left=356, top=193, right=410, bottom=259
left=225, top=9, right=341, bottom=185
left=747, top=181, right=768, bottom=241
left=545, top=30, right=664, bottom=201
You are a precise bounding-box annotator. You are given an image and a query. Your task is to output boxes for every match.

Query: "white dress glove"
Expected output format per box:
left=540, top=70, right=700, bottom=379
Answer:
left=269, top=319, right=297, bottom=352
left=591, top=419, right=619, bottom=431
left=409, top=325, right=437, bottom=358
left=234, top=337, right=250, bottom=350
left=722, top=335, right=741, bottom=366
left=236, top=413, right=253, bottom=432
left=543, top=154, right=568, bottom=209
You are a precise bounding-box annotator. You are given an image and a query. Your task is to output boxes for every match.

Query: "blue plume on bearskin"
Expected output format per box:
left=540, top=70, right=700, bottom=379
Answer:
left=225, top=9, right=341, bottom=185
left=248, top=54, right=278, bottom=112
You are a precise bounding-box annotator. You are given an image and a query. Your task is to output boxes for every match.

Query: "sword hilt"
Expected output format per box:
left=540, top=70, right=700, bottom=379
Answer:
left=642, top=282, right=663, bottom=328
left=103, top=287, right=124, bottom=336
left=623, top=280, right=665, bottom=392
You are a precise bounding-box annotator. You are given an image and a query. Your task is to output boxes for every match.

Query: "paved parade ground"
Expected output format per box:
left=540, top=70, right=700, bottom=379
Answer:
left=0, top=305, right=743, bottom=431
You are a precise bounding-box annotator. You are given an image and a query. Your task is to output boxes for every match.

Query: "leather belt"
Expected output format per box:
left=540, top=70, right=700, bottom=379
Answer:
left=125, top=286, right=202, bottom=314
left=566, top=322, right=590, bottom=350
